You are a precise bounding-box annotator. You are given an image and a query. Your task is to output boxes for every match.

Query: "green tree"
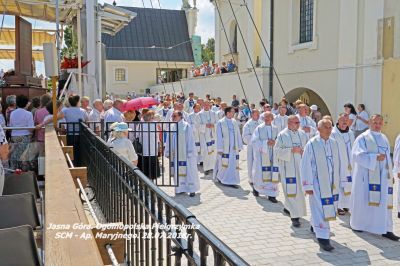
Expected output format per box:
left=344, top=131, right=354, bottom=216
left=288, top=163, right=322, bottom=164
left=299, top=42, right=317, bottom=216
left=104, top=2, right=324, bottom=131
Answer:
left=61, top=26, right=77, bottom=58
left=201, top=38, right=215, bottom=63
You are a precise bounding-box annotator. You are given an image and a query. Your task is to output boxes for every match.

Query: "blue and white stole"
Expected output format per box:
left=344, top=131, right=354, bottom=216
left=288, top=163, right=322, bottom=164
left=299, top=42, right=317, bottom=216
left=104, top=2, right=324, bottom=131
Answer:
left=363, top=132, right=394, bottom=209
left=258, top=124, right=279, bottom=183
left=200, top=110, right=216, bottom=155
left=170, top=121, right=188, bottom=178
left=279, top=129, right=304, bottom=197
left=220, top=118, right=239, bottom=169
left=310, top=137, right=340, bottom=221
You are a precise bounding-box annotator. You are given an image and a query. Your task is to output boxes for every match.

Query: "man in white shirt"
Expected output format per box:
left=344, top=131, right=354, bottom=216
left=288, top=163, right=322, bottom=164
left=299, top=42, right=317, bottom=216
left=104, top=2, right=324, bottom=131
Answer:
left=104, top=99, right=124, bottom=131
left=88, top=99, right=104, bottom=133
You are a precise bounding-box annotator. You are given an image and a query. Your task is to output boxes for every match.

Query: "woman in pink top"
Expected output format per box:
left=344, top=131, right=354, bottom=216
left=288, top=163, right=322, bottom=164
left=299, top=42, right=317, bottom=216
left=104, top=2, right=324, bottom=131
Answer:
left=34, top=94, right=52, bottom=142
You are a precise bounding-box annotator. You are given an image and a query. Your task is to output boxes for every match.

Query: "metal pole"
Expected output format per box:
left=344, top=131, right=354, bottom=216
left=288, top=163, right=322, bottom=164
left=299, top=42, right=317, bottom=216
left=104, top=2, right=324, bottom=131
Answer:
left=54, top=0, right=60, bottom=128
left=268, top=0, right=274, bottom=104
left=55, top=0, right=60, bottom=74
left=77, top=8, right=82, bottom=96
left=97, top=12, right=102, bottom=99
left=52, top=77, right=58, bottom=128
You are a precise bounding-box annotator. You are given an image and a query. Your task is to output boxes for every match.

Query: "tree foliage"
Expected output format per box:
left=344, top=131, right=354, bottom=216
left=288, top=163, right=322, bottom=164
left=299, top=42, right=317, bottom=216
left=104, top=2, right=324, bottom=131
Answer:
left=201, top=38, right=215, bottom=63
left=61, top=26, right=78, bottom=58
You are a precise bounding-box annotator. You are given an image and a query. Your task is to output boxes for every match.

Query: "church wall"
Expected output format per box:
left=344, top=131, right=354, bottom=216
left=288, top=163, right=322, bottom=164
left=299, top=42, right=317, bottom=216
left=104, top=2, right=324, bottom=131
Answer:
left=214, top=0, right=251, bottom=71
left=105, top=60, right=192, bottom=96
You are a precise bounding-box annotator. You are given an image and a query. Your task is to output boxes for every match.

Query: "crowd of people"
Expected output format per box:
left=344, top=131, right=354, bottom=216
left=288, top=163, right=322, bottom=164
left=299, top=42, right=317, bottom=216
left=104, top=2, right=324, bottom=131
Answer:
left=190, top=59, right=237, bottom=78
left=0, top=90, right=399, bottom=253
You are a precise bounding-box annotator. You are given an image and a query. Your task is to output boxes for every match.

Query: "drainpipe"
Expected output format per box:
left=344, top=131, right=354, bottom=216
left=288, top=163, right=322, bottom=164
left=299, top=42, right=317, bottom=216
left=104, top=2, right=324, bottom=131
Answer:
left=268, top=0, right=274, bottom=104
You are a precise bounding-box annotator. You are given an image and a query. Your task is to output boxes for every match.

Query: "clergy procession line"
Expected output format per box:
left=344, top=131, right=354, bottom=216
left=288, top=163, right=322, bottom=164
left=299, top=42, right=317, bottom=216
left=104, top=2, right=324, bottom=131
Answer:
left=157, top=93, right=400, bottom=253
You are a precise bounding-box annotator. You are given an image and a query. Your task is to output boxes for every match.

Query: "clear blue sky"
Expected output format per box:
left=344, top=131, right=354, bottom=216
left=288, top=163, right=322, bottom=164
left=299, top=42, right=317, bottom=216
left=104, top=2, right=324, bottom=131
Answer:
left=0, top=0, right=214, bottom=75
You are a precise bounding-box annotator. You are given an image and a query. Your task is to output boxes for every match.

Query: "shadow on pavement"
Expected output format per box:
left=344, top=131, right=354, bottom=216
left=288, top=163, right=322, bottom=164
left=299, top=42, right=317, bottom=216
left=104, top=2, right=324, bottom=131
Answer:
left=214, top=182, right=250, bottom=200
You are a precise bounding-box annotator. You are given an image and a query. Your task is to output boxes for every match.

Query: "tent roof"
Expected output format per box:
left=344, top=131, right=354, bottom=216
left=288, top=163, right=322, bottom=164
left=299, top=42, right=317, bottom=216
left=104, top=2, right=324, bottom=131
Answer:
left=0, top=48, right=44, bottom=60
left=0, top=1, right=136, bottom=35
left=0, top=0, right=80, bottom=23
left=0, top=28, right=56, bottom=46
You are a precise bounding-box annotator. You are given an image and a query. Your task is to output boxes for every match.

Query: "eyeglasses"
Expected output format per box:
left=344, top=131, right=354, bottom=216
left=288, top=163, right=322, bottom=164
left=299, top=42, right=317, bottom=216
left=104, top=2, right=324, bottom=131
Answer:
left=172, top=115, right=180, bottom=118
left=265, top=106, right=271, bottom=108
left=291, top=121, right=300, bottom=124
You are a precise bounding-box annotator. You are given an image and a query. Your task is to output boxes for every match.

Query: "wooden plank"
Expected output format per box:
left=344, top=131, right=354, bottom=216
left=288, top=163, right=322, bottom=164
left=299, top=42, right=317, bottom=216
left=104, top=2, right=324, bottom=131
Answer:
left=69, top=167, right=88, bottom=189
left=58, top=135, right=67, bottom=146
left=45, top=128, right=103, bottom=266
left=92, top=223, right=125, bottom=265
left=62, top=146, right=74, bottom=161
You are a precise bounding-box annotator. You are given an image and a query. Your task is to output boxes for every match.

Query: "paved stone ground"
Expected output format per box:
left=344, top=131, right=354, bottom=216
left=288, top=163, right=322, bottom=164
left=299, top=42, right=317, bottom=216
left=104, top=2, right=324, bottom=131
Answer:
left=160, top=146, right=400, bottom=266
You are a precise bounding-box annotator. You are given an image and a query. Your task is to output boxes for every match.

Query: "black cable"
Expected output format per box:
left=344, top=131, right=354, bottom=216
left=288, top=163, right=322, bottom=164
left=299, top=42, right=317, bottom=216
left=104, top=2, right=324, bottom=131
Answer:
left=240, top=0, right=287, bottom=97
left=226, top=0, right=266, bottom=99
left=152, top=0, right=185, bottom=94
left=139, top=0, right=167, bottom=94
left=138, top=0, right=175, bottom=94
left=213, top=0, right=249, bottom=103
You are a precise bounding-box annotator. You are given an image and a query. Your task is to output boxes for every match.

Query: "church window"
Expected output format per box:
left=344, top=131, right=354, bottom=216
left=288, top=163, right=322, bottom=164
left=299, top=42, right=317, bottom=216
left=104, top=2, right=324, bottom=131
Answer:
left=115, top=68, right=126, bottom=82
left=299, top=0, right=313, bottom=43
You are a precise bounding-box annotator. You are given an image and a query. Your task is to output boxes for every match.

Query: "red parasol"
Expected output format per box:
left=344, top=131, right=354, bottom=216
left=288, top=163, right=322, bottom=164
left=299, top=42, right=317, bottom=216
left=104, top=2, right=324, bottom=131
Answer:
left=123, top=97, right=159, bottom=111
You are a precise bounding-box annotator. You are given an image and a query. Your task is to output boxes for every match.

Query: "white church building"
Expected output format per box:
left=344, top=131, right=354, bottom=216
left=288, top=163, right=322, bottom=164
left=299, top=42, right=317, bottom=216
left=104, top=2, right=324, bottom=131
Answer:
left=150, top=0, right=400, bottom=145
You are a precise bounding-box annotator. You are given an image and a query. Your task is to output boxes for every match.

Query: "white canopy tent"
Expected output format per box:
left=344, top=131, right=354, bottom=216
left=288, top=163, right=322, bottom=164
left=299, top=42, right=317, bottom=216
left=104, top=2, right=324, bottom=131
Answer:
left=0, top=0, right=136, bottom=98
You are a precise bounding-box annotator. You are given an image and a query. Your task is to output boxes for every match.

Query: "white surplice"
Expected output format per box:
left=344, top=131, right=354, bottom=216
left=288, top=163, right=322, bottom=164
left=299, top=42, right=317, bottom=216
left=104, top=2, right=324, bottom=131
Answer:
left=251, top=123, right=279, bottom=196
left=164, top=120, right=200, bottom=193
left=274, top=128, right=308, bottom=218
left=296, top=114, right=316, bottom=140
left=242, top=119, right=261, bottom=183
left=331, top=126, right=355, bottom=209
left=393, top=134, right=400, bottom=213
left=187, top=112, right=202, bottom=163
left=214, top=118, right=243, bottom=185
left=272, top=114, right=289, bottom=133
left=198, top=110, right=218, bottom=172
left=350, top=130, right=394, bottom=234
left=300, top=136, right=342, bottom=239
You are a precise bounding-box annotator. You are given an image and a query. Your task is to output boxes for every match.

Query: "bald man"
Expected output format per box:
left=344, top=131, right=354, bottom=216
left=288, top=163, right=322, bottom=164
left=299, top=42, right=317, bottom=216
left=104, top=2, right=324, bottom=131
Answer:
left=350, top=115, right=399, bottom=241
left=300, top=119, right=342, bottom=251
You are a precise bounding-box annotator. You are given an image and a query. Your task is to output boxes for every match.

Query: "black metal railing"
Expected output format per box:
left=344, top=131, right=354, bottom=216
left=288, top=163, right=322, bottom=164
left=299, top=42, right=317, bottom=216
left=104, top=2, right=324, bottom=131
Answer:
left=104, top=121, right=179, bottom=187
left=61, top=120, right=179, bottom=187
left=79, top=122, right=248, bottom=266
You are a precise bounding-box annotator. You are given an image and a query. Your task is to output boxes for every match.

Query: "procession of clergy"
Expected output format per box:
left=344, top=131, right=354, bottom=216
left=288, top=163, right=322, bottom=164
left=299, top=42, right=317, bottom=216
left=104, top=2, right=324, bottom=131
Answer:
left=165, top=93, right=400, bottom=252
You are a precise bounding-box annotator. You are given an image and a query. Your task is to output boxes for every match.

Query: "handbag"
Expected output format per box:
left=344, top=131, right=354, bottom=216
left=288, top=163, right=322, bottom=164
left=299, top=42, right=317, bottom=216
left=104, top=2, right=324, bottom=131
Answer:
left=132, top=138, right=143, bottom=154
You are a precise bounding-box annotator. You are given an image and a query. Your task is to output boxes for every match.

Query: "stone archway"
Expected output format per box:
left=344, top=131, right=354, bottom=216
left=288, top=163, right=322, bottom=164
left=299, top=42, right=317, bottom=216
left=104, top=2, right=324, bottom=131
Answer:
left=285, top=87, right=331, bottom=116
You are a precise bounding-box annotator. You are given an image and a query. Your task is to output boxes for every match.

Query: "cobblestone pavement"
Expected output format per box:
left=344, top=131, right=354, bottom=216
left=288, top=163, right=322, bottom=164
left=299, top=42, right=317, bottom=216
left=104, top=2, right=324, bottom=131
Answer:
left=160, top=147, right=400, bottom=266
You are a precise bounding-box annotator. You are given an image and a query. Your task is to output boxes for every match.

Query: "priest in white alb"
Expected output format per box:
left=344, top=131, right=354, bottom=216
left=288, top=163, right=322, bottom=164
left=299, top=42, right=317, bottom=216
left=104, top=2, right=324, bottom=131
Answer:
left=350, top=115, right=399, bottom=241
left=300, top=119, right=342, bottom=251
left=330, top=113, right=355, bottom=215
left=198, top=101, right=218, bottom=175
left=251, top=111, right=279, bottom=202
left=187, top=104, right=202, bottom=165
left=272, top=105, right=289, bottom=132
left=393, top=134, right=400, bottom=219
left=296, top=104, right=316, bottom=140
left=214, top=106, right=243, bottom=188
left=242, top=109, right=261, bottom=185
left=274, top=115, right=308, bottom=227
left=216, top=102, right=228, bottom=120
left=164, top=111, right=200, bottom=197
